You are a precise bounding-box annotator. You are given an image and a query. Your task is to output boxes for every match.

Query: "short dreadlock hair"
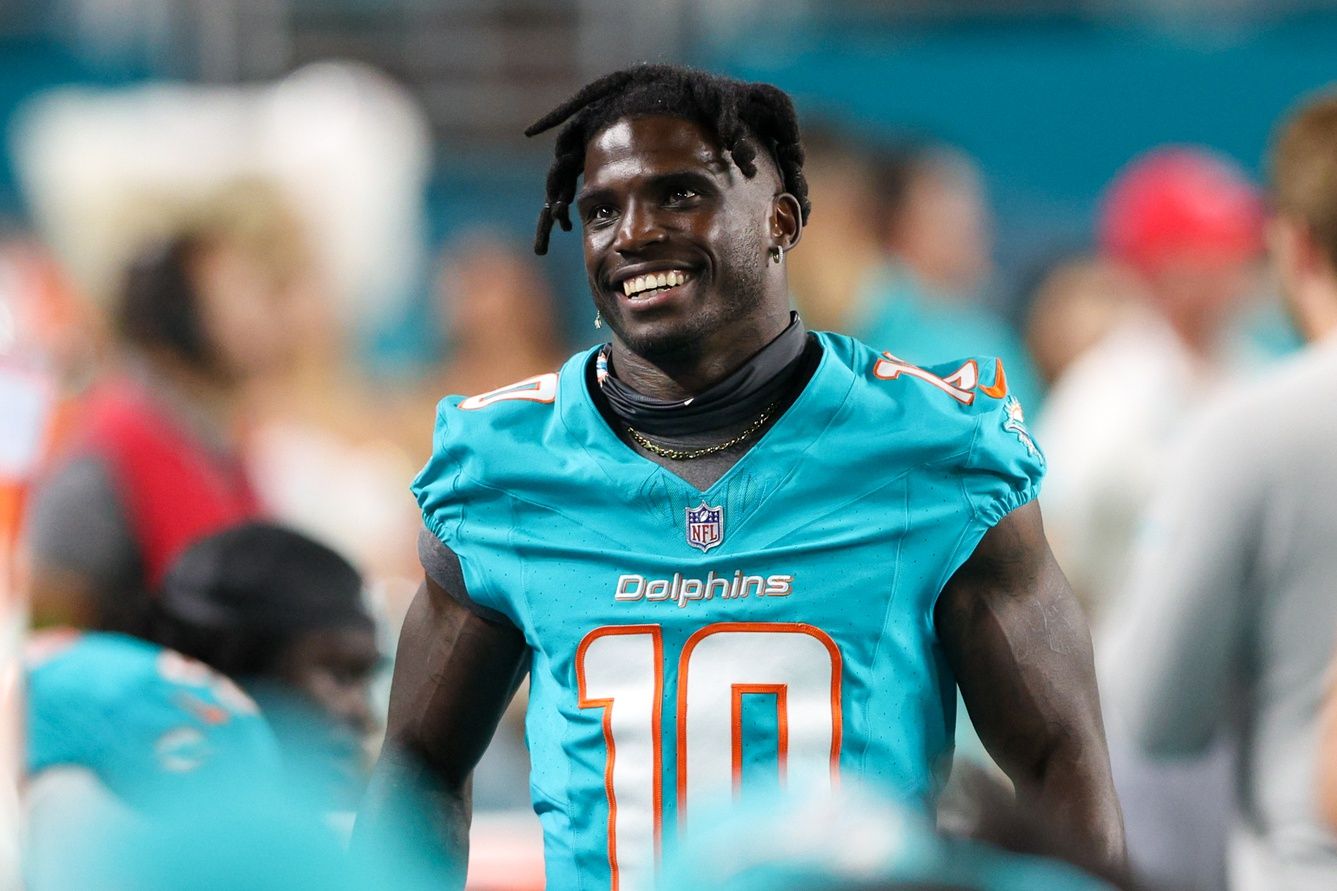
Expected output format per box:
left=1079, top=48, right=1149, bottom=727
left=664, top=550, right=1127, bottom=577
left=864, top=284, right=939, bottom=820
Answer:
left=524, top=64, right=811, bottom=255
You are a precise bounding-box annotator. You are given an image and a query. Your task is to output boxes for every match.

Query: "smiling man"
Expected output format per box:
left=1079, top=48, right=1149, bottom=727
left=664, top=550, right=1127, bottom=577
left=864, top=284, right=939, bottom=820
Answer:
left=357, top=65, right=1123, bottom=890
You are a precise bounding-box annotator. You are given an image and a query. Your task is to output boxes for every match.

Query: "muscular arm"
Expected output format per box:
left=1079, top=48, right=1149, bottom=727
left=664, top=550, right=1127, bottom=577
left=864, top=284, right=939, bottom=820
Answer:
left=935, top=500, right=1125, bottom=872
left=353, top=569, right=528, bottom=886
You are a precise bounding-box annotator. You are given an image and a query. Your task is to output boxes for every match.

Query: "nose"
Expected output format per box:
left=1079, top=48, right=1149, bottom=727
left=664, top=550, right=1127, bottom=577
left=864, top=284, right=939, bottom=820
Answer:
left=612, top=198, right=667, bottom=254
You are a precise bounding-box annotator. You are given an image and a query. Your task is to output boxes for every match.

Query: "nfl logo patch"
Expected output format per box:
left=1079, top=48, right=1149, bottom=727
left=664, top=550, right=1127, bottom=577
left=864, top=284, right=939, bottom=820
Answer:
left=685, top=501, right=725, bottom=553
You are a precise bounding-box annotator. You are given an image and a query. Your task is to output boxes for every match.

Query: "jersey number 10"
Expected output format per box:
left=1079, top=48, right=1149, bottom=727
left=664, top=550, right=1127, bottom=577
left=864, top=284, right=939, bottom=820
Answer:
left=576, top=622, right=843, bottom=890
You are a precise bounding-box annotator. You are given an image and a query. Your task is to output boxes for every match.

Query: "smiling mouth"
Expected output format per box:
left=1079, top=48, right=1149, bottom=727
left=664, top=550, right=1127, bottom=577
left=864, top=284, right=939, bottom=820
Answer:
left=620, top=269, right=693, bottom=301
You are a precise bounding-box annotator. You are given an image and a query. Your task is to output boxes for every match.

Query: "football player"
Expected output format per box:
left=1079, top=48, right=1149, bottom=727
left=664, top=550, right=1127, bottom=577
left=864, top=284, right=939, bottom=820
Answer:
left=358, top=65, right=1123, bottom=890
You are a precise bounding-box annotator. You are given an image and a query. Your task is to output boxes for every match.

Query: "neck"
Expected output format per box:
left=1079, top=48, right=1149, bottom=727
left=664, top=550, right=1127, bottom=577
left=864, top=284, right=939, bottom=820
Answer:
left=1292, top=280, right=1337, bottom=344
left=139, top=349, right=244, bottom=432
left=609, top=303, right=793, bottom=400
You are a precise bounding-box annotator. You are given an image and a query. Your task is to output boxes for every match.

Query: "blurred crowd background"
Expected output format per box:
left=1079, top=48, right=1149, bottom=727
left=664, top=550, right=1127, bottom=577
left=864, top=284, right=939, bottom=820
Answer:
left=3, top=1, right=1337, bottom=889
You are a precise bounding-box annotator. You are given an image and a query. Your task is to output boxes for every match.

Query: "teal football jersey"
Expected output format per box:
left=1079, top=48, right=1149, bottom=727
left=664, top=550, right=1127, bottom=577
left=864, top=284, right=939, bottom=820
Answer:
left=412, top=332, right=1044, bottom=891
left=26, top=631, right=281, bottom=808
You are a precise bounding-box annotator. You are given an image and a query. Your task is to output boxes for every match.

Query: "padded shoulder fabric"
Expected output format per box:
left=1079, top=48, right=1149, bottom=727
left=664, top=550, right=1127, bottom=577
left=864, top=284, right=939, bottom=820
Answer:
left=412, top=368, right=568, bottom=624
left=866, top=345, right=1046, bottom=528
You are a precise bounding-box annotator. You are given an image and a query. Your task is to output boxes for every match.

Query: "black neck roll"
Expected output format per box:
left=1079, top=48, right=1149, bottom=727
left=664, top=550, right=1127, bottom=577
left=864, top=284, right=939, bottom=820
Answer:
left=596, top=313, right=808, bottom=437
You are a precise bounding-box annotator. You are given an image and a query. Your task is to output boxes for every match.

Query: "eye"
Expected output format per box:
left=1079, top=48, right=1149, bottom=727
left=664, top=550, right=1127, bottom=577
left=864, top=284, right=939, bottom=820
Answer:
left=586, top=205, right=617, bottom=224
left=666, top=187, right=699, bottom=205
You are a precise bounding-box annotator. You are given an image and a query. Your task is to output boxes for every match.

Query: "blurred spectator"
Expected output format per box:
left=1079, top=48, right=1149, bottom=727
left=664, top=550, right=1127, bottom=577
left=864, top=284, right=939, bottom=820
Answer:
left=785, top=126, right=887, bottom=334
left=25, top=182, right=308, bottom=635
left=1038, top=149, right=1264, bottom=891
left=425, top=230, right=569, bottom=402
left=0, top=233, right=92, bottom=888
left=154, top=522, right=381, bottom=816
left=23, top=628, right=282, bottom=889
left=790, top=132, right=1042, bottom=410
left=864, top=141, right=1041, bottom=410
left=1020, top=254, right=1140, bottom=389
left=245, top=214, right=423, bottom=586
left=1037, top=147, right=1265, bottom=625
left=24, top=624, right=422, bottom=891
left=1103, top=92, right=1337, bottom=891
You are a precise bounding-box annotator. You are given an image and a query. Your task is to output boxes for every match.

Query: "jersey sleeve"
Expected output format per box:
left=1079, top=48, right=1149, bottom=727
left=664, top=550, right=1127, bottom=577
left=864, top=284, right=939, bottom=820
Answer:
left=410, top=397, right=516, bottom=623
left=965, top=389, right=1046, bottom=527
left=915, top=355, right=1045, bottom=529
left=416, top=527, right=511, bottom=625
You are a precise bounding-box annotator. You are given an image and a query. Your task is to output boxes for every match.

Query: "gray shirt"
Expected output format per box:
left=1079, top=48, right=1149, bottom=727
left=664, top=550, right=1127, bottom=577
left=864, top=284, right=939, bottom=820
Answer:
left=1103, top=334, right=1337, bottom=890
left=26, top=453, right=148, bottom=633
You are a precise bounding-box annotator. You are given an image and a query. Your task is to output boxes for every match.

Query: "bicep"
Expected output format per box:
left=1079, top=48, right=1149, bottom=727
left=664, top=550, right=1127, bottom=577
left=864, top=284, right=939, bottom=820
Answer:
left=935, top=501, right=1105, bottom=782
left=385, top=574, right=529, bottom=787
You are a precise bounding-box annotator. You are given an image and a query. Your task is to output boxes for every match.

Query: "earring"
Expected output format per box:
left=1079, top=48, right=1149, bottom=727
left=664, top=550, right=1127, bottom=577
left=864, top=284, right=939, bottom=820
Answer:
left=594, top=310, right=603, bottom=329
left=770, top=245, right=784, bottom=265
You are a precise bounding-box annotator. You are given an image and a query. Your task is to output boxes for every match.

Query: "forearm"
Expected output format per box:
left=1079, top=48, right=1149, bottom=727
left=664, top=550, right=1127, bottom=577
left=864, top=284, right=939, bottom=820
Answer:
left=1026, top=734, right=1126, bottom=872
left=352, top=571, right=528, bottom=886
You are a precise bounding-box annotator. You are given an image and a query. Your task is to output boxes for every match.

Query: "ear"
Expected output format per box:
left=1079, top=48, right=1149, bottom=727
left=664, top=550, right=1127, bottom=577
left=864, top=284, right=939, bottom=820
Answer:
left=1270, top=214, right=1326, bottom=278
left=1268, top=213, right=1337, bottom=343
left=1272, top=212, right=1315, bottom=267
left=770, top=192, right=803, bottom=252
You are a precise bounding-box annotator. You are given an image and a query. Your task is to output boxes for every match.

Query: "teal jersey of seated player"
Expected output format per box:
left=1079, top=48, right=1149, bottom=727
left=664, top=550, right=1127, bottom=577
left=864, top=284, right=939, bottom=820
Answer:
left=26, top=630, right=281, bottom=808
left=412, top=331, right=1045, bottom=891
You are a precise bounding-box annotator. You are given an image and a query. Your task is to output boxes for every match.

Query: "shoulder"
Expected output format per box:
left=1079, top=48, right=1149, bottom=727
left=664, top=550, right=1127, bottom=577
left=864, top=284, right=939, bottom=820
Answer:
left=820, top=330, right=1034, bottom=431
left=1179, top=341, right=1337, bottom=467
left=1216, top=339, right=1337, bottom=421
left=425, top=351, right=586, bottom=449
left=411, top=351, right=590, bottom=546
left=818, top=332, right=1045, bottom=522
left=78, top=378, right=166, bottom=445
left=26, top=632, right=275, bottom=785
left=27, top=631, right=260, bottom=719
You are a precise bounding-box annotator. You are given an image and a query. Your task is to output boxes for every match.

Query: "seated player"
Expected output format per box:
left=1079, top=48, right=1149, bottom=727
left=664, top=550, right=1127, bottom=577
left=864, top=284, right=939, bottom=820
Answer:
left=359, top=65, right=1123, bottom=890
left=153, top=521, right=382, bottom=815
left=23, top=629, right=281, bottom=889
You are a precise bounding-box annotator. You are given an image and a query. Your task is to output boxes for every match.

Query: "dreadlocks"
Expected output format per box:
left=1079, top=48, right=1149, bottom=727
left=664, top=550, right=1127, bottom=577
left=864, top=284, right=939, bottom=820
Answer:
left=525, top=64, right=811, bottom=255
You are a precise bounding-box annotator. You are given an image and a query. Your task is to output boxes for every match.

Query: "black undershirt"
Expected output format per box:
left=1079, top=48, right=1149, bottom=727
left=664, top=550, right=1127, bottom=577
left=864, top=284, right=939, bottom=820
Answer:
left=596, top=312, right=810, bottom=436
left=590, top=315, right=823, bottom=491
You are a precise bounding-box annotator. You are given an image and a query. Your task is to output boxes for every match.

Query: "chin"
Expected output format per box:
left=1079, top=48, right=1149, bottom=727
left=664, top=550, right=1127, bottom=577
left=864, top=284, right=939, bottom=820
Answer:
left=609, top=316, right=710, bottom=363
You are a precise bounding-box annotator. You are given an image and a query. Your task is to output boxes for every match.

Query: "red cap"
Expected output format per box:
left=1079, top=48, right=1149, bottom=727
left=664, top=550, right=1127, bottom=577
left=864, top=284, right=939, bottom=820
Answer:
left=1098, top=147, right=1263, bottom=274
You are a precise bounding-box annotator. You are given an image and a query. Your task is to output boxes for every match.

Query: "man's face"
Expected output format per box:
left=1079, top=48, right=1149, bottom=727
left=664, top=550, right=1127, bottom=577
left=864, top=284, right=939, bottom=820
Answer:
left=276, top=626, right=380, bottom=737
left=577, top=114, right=786, bottom=362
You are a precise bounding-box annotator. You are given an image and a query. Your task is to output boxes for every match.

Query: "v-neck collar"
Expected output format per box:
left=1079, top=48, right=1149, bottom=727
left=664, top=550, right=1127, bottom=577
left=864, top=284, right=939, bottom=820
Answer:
left=557, top=332, right=856, bottom=502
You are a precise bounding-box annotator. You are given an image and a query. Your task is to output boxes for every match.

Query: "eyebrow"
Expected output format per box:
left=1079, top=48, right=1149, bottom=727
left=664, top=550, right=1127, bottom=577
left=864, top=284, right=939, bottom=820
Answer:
left=575, top=166, right=724, bottom=206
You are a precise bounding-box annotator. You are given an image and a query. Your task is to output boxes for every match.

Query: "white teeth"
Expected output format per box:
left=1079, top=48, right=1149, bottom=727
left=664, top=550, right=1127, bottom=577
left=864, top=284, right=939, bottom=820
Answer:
left=621, top=270, right=691, bottom=297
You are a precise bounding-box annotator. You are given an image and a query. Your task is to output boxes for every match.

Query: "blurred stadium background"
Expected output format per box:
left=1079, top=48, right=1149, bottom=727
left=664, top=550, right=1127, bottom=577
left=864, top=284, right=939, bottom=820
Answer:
left=3, top=2, right=1337, bottom=889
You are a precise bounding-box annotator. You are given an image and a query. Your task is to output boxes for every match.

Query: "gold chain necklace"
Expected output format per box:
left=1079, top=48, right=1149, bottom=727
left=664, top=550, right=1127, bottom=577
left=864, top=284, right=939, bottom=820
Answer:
left=624, top=403, right=777, bottom=461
